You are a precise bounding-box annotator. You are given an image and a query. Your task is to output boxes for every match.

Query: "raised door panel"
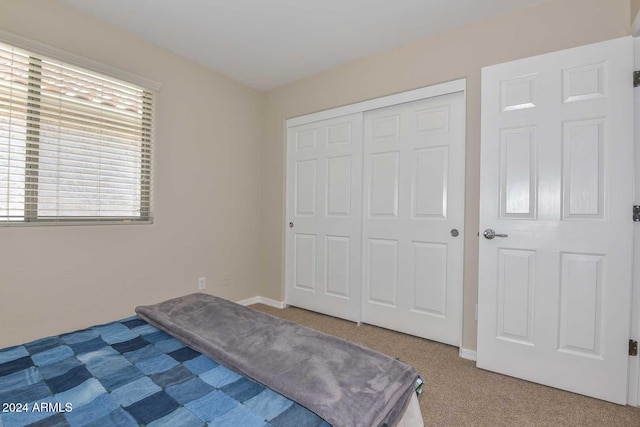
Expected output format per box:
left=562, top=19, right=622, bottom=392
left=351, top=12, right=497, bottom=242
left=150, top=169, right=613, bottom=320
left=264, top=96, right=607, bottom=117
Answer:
left=370, top=115, right=400, bottom=142
left=562, top=63, right=606, bottom=103
left=296, top=129, right=318, bottom=150
left=558, top=253, right=603, bottom=358
left=326, top=156, right=352, bottom=217
left=327, top=122, right=352, bottom=146
left=413, top=147, right=448, bottom=219
left=367, top=239, right=398, bottom=307
left=295, top=160, right=317, bottom=216
left=412, top=242, right=447, bottom=317
left=500, top=127, right=537, bottom=219
left=415, top=106, right=450, bottom=135
left=369, top=152, right=399, bottom=218
left=562, top=119, right=604, bottom=219
left=500, top=75, right=537, bottom=112
left=294, top=234, right=316, bottom=291
left=325, top=236, right=350, bottom=298
left=496, top=249, right=535, bottom=345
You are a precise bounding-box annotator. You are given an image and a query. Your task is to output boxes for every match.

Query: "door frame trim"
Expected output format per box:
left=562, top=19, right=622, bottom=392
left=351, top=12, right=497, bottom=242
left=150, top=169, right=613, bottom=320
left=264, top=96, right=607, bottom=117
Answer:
left=286, top=79, right=466, bottom=127
left=284, top=79, right=466, bottom=345
left=632, top=11, right=640, bottom=37
left=630, top=36, right=640, bottom=407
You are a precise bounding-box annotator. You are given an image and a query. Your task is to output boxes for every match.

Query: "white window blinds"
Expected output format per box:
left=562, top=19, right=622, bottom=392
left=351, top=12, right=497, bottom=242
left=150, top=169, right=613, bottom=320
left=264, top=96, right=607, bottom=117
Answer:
left=0, top=41, right=154, bottom=225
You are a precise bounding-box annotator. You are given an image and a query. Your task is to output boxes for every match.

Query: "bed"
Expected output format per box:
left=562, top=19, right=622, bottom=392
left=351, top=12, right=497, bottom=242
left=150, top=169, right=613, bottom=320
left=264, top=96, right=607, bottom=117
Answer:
left=0, top=294, right=424, bottom=427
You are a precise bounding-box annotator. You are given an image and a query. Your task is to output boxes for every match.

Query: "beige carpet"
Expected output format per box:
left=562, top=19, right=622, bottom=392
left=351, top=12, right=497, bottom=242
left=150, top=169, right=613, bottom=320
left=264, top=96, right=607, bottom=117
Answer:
left=251, top=304, right=640, bottom=426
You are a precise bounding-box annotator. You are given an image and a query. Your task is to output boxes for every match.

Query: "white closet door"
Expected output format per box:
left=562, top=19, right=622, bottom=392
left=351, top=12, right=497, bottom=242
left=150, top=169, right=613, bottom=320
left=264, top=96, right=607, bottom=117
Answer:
left=362, top=92, right=466, bottom=346
left=477, top=37, right=633, bottom=404
left=285, top=113, right=363, bottom=321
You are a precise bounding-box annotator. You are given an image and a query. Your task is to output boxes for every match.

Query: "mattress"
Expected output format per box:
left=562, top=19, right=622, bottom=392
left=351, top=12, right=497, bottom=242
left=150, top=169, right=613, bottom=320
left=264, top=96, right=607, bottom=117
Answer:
left=0, top=315, right=424, bottom=427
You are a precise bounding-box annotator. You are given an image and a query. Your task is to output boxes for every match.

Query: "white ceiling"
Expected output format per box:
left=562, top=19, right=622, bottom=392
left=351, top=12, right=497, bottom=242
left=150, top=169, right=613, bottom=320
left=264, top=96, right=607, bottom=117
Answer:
left=58, top=0, right=546, bottom=91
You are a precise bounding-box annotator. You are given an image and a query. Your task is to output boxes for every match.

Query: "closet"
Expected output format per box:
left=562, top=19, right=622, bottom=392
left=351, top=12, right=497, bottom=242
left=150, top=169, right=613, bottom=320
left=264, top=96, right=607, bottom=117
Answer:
left=285, top=81, right=465, bottom=345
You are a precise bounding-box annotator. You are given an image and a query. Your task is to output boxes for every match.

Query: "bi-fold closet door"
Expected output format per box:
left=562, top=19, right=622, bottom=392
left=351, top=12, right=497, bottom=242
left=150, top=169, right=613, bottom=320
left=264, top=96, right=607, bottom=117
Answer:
left=285, top=88, right=465, bottom=346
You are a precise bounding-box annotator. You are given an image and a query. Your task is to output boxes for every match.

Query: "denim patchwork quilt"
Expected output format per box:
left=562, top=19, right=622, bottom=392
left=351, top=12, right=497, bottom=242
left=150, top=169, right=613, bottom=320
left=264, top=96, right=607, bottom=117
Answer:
left=0, top=317, right=330, bottom=427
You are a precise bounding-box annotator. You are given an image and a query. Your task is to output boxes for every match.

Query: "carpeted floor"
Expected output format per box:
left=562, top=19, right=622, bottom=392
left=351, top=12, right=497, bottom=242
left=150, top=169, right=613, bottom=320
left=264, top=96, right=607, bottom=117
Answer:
left=251, top=304, right=640, bottom=427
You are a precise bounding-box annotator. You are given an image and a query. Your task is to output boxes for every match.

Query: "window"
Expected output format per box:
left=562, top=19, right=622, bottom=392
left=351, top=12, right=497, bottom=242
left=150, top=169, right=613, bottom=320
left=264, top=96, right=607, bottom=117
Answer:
left=0, top=41, right=154, bottom=225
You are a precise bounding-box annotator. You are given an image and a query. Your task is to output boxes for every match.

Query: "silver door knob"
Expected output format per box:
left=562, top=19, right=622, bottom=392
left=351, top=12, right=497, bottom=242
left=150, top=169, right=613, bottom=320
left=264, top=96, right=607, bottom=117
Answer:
left=289, top=222, right=294, bottom=228
left=450, top=229, right=459, bottom=237
left=483, top=229, right=508, bottom=239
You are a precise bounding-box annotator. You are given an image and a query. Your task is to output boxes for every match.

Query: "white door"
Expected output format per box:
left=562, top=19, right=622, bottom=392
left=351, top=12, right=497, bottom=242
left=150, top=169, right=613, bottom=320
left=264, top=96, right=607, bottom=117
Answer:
left=285, top=113, right=363, bottom=321
left=477, top=37, right=634, bottom=404
left=361, top=92, right=466, bottom=346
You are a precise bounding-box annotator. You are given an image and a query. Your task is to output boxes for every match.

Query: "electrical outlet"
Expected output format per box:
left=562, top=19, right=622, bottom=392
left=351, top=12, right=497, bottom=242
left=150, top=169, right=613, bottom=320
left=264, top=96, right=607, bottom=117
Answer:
left=222, top=273, right=230, bottom=287
left=198, top=277, right=206, bottom=290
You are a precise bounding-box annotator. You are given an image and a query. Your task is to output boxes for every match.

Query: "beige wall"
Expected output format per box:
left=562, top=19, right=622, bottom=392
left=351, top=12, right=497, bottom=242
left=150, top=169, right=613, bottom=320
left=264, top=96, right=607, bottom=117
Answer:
left=0, top=0, right=632, bottom=351
left=260, top=0, right=630, bottom=351
left=632, top=0, right=640, bottom=24
left=0, top=0, right=264, bottom=347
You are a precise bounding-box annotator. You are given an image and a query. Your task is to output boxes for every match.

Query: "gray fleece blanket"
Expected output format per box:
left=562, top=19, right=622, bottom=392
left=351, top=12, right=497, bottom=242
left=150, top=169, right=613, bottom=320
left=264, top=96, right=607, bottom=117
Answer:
left=136, top=293, right=419, bottom=427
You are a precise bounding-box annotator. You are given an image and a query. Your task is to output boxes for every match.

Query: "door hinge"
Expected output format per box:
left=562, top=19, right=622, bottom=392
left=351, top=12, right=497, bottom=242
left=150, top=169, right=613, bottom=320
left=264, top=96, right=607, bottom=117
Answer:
left=630, top=340, right=638, bottom=356
left=634, top=205, right=640, bottom=222
left=634, top=71, right=640, bottom=87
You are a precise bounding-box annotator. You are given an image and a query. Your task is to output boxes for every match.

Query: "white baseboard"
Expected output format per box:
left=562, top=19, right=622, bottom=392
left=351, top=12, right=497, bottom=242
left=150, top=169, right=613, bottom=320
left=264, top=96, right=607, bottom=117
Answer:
left=257, top=296, right=286, bottom=309
left=236, top=296, right=286, bottom=309
left=459, top=348, right=477, bottom=361
left=236, top=296, right=261, bottom=306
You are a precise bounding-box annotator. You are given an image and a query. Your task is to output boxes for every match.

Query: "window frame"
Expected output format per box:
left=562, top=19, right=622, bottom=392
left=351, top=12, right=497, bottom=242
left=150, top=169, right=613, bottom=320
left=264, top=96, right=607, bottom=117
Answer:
left=0, top=30, right=160, bottom=227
